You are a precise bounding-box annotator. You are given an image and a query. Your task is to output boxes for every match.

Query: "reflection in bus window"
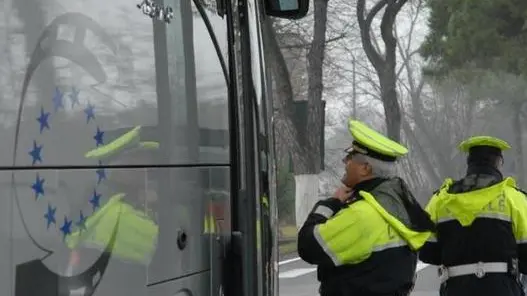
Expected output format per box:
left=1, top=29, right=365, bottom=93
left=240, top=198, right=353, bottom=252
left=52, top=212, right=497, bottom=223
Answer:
left=0, top=0, right=230, bottom=295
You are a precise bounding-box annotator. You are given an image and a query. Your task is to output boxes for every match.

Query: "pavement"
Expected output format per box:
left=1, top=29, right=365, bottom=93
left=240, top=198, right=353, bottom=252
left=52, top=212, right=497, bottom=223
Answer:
left=278, top=255, right=441, bottom=296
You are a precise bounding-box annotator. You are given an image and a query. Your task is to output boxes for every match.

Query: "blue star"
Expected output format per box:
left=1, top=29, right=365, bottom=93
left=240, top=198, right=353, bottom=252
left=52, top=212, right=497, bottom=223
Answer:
left=76, top=211, right=87, bottom=232
left=84, top=102, right=95, bottom=123
left=44, top=203, right=56, bottom=229
left=36, top=106, right=50, bottom=134
left=96, top=162, right=106, bottom=184
left=94, top=126, right=104, bottom=147
left=60, top=216, right=72, bottom=240
left=31, top=173, right=45, bottom=200
left=89, top=189, right=101, bottom=212
left=28, top=140, right=43, bottom=165
left=69, top=87, right=80, bottom=108
left=52, top=87, right=64, bottom=112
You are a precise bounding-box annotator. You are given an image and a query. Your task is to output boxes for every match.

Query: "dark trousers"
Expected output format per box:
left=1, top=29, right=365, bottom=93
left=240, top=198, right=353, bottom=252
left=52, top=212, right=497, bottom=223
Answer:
left=319, top=283, right=411, bottom=296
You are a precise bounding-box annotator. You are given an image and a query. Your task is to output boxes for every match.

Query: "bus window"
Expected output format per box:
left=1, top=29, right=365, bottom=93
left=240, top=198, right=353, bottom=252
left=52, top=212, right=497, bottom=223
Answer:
left=0, top=0, right=230, bottom=295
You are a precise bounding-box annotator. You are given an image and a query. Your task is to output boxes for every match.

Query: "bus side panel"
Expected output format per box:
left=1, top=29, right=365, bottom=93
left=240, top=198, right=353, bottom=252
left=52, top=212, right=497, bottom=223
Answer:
left=0, top=167, right=230, bottom=296
left=146, top=271, right=211, bottom=296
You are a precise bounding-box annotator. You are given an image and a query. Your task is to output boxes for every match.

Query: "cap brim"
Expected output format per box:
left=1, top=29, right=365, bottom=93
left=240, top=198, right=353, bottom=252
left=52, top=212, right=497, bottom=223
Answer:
left=348, top=119, right=408, bottom=158
left=85, top=126, right=142, bottom=159
left=458, top=136, right=511, bottom=153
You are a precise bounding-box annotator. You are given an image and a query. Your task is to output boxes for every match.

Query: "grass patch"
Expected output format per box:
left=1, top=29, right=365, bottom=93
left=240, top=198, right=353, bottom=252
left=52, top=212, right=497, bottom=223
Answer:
left=278, top=224, right=297, bottom=256
left=279, top=241, right=297, bottom=254
left=280, top=224, right=297, bottom=239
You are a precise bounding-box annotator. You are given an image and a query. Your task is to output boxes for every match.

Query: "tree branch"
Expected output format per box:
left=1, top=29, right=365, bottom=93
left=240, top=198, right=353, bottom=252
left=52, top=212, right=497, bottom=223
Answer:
left=380, top=5, right=396, bottom=57
left=380, top=1, right=407, bottom=65
left=357, top=0, right=386, bottom=71
left=279, top=34, right=346, bottom=49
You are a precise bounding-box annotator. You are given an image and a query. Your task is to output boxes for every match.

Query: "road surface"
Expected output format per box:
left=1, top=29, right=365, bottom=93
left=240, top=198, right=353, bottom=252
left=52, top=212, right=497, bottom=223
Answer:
left=278, top=256, right=441, bottom=296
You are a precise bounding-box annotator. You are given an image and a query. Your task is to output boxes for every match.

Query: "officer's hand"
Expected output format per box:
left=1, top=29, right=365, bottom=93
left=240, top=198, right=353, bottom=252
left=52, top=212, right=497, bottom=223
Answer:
left=334, top=186, right=352, bottom=203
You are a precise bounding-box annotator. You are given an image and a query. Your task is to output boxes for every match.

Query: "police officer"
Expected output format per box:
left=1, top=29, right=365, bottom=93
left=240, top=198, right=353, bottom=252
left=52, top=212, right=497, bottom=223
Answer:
left=419, top=136, right=527, bottom=296
left=297, top=119, right=435, bottom=296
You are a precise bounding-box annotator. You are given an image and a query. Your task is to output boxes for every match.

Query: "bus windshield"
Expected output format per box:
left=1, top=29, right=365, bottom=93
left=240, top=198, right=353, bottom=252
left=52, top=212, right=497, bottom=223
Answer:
left=0, top=0, right=231, bottom=294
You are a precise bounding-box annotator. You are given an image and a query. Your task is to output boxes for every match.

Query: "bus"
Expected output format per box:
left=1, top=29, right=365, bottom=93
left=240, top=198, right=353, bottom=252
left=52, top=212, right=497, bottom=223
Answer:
left=0, top=0, right=308, bottom=295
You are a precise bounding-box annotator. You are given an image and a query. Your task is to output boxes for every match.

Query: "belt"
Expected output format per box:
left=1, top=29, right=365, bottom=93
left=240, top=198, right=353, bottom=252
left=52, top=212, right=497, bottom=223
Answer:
left=438, top=262, right=509, bottom=283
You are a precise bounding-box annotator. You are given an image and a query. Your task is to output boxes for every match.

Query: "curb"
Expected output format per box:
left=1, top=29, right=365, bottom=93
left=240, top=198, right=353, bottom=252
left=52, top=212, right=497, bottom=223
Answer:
left=278, top=237, right=296, bottom=245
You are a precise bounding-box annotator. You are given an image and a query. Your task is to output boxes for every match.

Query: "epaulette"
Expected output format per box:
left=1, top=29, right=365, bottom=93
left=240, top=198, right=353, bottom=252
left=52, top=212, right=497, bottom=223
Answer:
left=434, top=178, right=454, bottom=194
left=431, top=185, right=446, bottom=196
left=430, top=182, right=450, bottom=197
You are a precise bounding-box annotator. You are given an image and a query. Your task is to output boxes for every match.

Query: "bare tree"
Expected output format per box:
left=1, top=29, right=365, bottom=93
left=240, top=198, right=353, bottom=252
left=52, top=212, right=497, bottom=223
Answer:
left=263, top=0, right=331, bottom=227
left=392, top=2, right=477, bottom=198
left=325, top=1, right=474, bottom=201
left=356, top=0, right=408, bottom=142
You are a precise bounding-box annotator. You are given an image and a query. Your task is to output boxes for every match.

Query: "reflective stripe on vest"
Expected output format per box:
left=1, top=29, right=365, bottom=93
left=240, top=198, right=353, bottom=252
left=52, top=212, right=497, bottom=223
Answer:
left=426, top=177, right=527, bottom=246
left=314, top=191, right=431, bottom=266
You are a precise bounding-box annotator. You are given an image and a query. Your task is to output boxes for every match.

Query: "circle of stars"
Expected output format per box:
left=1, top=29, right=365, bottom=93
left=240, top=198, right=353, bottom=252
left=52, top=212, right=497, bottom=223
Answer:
left=29, top=86, right=107, bottom=241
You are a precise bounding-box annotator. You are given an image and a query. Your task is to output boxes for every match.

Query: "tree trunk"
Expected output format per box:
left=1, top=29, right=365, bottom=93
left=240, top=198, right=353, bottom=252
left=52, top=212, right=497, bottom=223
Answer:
left=512, top=105, right=525, bottom=187
left=263, top=0, right=328, bottom=228
left=356, top=0, right=407, bottom=142
left=380, top=71, right=401, bottom=142
left=293, top=0, right=329, bottom=229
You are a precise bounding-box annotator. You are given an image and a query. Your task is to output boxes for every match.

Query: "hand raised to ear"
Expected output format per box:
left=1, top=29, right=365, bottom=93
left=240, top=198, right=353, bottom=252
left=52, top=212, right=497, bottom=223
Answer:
left=334, top=186, right=353, bottom=203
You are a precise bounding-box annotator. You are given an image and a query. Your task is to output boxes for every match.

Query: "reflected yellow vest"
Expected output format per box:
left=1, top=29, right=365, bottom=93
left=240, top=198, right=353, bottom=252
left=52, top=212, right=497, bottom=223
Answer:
left=256, top=195, right=270, bottom=251
left=67, top=194, right=217, bottom=264
left=204, top=215, right=217, bottom=234
left=65, top=193, right=158, bottom=264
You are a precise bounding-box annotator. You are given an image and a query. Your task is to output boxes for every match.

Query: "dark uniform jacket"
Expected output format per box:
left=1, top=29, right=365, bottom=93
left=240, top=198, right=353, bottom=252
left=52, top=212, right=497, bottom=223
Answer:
left=298, top=177, right=434, bottom=296
left=420, top=165, right=527, bottom=296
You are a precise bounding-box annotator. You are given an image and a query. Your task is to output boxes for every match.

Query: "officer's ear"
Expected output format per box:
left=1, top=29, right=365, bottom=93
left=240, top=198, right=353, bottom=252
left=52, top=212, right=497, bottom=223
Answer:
left=362, top=162, right=373, bottom=177
left=497, top=155, right=504, bottom=168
